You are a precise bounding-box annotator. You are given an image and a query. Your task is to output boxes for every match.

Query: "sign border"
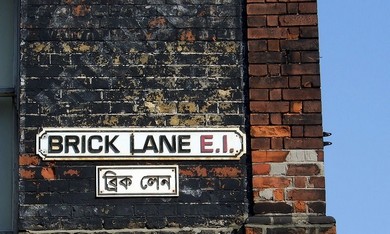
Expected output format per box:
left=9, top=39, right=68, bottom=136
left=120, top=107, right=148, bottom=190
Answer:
left=36, top=127, right=246, bottom=161
left=96, top=165, right=179, bottom=197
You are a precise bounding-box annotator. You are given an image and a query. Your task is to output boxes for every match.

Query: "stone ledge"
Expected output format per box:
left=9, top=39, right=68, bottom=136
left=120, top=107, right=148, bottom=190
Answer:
left=246, top=215, right=336, bottom=226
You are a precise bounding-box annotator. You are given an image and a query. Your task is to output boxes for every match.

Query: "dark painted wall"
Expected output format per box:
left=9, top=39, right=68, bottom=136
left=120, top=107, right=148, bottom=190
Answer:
left=19, top=0, right=247, bottom=231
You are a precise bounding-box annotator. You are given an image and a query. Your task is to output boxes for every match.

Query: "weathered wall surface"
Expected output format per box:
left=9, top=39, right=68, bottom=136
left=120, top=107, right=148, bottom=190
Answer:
left=19, top=0, right=247, bottom=231
left=246, top=0, right=336, bottom=233
left=17, top=0, right=337, bottom=233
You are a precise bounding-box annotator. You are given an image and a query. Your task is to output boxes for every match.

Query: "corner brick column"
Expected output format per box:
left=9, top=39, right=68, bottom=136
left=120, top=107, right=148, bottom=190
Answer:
left=245, top=0, right=336, bottom=233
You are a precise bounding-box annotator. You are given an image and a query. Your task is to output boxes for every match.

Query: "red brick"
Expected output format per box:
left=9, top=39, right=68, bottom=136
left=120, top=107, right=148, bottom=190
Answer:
left=248, top=16, right=267, bottom=27
left=250, top=113, right=269, bottom=125
left=287, top=164, right=321, bottom=176
left=249, top=52, right=284, bottom=63
left=283, top=113, right=322, bottom=125
left=303, top=101, right=322, bottom=112
left=251, top=138, right=270, bottom=149
left=247, top=3, right=287, bottom=15
left=299, top=2, right=317, bottom=14
left=248, top=28, right=290, bottom=39
left=253, top=177, right=291, bottom=188
left=250, top=76, right=289, bottom=89
left=270, top=113, right=282, bottom=124
left=250, top=89, right=269, bottom=100
left=249, top=64, right=268, bottom=77
left=309, top=177, right=325, bottom=188
left=251, top=126, right=291, bottom=137
left=317, top=150, right=324, bottom=161
left=269, top=88, right=281, bottom=100
left=268, top=65, right=281, bottom=76
left=291, top=126, right=304, bottom=137
left=300, top=26, right=318, bottom=38
left=288, top=51, right=301, bottom=63
left=287, top=3, right=299, bottom=14
left=267, top=15, right=279, bottom=26
left=268, top=40, right=280, bottom=51
left=294, top=176, right=306, bottom=188
left=287, top=189, right=325, bottom=201
left=279, top=15, right=317, bottom=26
left=301, top=51, right=320, bottom=63
left=283, top=88, right=321, bottom=100
left=248, top=40, right=267, bottom=51
left=294, top=201, right=306, bottom=213
left=282, top=64, right=320, bottom=75
left=252, top=164, right=271, bottom=175
left=291, top=101, right=303, bottom=113
left=289, top=76, right=301, bottom=88
left=252, top=151, right=289, bottom=162
left=271, top=138, right=283, bottom=149
left=280, top=39, right=319, bottom=51
left=274, top=189, right=284, bottom=201
left=287, top=3, right=298, bottom=15
left=245, top=227, right=263, bottom=234
left=287, top=27, right=300, bottom=40
left=251, top=101, right=290, bottom=112
left=304, top=125, right=323, bottom=137
left=284, top=138, right=323, bottom=149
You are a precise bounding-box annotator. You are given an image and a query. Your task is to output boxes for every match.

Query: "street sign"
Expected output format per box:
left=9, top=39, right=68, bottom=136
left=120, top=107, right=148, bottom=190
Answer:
left=96, top=165, right=179, bottom=197
left=36, top=127, right=246, bottom=160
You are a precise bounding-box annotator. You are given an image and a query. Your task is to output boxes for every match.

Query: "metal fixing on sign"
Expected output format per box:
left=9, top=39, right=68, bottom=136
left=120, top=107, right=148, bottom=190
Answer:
left=36, top=127, right=246, bottom=161
left=96, top=165, right=179, bottom=197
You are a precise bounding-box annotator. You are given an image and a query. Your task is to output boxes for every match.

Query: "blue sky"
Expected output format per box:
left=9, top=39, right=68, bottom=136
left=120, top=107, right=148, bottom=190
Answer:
left=318, top=0, right=390, bottom=233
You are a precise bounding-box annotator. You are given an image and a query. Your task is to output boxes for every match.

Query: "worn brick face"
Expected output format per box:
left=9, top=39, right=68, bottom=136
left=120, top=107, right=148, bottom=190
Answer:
left=19, top=0, right=246, bottom=231
left=246, top=0, right=335, bottom=232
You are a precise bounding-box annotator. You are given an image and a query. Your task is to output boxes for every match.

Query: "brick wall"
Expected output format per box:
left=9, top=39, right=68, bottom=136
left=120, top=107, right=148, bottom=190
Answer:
left=19, top=0, right=247, bottom=231
left=246, top=0, right=336, bottom=232
left=17, top=0, right=336, bottom=232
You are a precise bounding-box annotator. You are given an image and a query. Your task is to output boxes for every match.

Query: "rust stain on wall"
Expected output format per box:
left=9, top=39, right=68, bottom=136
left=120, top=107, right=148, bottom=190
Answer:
left=19, top=154, right=40, bottom=166
left=64, top=169, right=80, bottom=177
left=20, top=169, right=36, bottom=179
left=41, top=167, right=56, bottom=180
left=211, top=167, right=241, bottom=177
left=180, top=166, right=207, bottom=177
left=149, top=17, right=167, bottom=28
left=180, top=29, right=195, bottom=42
left=73, top=5, right=91, bottom=16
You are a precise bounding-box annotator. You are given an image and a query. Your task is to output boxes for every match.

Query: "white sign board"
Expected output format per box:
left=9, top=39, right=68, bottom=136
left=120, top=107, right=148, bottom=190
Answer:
left=96, top=165, right=179, bottom=197
left=36, top=128, right=246, bottom=160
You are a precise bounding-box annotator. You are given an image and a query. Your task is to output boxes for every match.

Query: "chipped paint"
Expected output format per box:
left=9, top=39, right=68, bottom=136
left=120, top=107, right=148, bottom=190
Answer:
left=103, top=116, right=119, bottom=126
left=180, top=29, right=195, bottom=42
left=20, top=169, right=36, bottom=179
left=180, top=166, right=207, bottom=177
left=72, top=5, right=91, bottom=16
left=211, top=167, right=241, bottom=177
left=41, top=167, right=55, bottom=180
left=19, top=154, right=40, bottom=166
left=63, top=169, right=80, bottom=177
left=31, top=42, right=51, bottom=53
